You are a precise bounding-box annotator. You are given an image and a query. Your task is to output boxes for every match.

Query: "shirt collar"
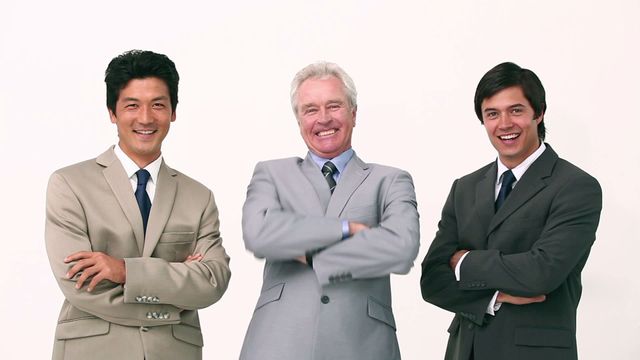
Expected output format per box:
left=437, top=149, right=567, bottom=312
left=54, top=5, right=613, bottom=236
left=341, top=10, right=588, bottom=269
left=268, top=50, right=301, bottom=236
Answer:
left=114, top=144, right=163, bottom=184
left=496, top=142, right=546, bottom=184
left=308, top=148, right=355, bottom=176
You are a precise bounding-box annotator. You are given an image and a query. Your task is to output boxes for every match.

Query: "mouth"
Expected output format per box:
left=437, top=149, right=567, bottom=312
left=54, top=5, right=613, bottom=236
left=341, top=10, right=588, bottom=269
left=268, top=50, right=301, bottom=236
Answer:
left=316, top=129, right=338, bottom=137
left=134, top=129, right=157, bottom=136
left=498, top=133, right=520, bottom=141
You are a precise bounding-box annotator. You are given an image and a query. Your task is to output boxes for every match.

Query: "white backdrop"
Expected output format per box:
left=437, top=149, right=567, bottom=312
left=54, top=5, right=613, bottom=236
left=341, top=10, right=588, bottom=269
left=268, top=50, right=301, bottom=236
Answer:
left=1, top=1, right=639, bottom=359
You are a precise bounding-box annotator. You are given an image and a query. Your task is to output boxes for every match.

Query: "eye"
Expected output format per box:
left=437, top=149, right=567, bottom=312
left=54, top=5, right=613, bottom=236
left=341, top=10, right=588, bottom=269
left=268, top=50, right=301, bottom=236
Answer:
left=511, top=107, right=523, bottom=114
left=328, top=104, right=341, bottom=111
left=485, top=111, right=498, bottom=120
left=152, top=103, right=166, bottom=109
left=304, top=108, right=318, bottom=115
left=124, top=103, right=138, bottom=109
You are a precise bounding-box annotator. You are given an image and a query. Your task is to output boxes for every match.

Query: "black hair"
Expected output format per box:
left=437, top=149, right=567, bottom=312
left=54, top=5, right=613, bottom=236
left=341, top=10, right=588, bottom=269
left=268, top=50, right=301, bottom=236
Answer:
left=474, top=62, right=546, bottom=140
left=105, top=50, right=179, bottom=114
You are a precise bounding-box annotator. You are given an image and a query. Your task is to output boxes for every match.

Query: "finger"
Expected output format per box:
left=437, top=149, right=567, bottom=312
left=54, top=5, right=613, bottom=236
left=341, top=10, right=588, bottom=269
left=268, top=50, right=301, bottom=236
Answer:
left=64, top=251, right=93, bottom=263
left=86, top=272, right=105, bottom=292
left=67, top=258, right=95, bottom=279
left=75, top=265, right=99, bottom=289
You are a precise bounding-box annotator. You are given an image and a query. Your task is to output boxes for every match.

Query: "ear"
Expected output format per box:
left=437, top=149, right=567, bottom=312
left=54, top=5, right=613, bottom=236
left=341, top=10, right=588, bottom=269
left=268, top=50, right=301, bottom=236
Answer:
left=109, top=108, right=117, bottom=124
left=352, top=107, right=357, bottom=127
left=534, top=112, right=544, bottom=125
left=171, top=110, right=177, bottom=122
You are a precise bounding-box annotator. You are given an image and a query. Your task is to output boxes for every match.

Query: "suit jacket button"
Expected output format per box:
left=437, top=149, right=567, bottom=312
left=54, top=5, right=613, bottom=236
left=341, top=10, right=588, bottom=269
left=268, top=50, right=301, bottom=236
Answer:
left=140, top=326, right=149, bottom=332
left=321, top=295, right=330, bottom=304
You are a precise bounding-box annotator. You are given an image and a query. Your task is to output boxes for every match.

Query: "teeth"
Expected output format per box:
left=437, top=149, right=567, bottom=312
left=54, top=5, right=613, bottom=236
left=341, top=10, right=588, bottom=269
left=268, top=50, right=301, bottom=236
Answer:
left=500, top=133, right=519, bottom=140
left=136, top=130, right=155, bottom=135
left=317, top=129, right=336, bottom=136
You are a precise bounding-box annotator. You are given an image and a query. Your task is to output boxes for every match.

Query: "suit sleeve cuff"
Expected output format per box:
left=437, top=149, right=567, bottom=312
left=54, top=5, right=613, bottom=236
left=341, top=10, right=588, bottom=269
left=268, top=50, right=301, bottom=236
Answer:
left=454, top=251, right=470, bottom=281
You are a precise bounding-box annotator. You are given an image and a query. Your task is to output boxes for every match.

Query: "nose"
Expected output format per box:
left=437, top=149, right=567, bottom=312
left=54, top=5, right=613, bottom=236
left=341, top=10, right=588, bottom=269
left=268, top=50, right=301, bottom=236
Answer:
left=317, top=108, right=331, bottom=124
left=138, top=106, right=154, bottom=124
left=497, top=113, right=513, bottom=129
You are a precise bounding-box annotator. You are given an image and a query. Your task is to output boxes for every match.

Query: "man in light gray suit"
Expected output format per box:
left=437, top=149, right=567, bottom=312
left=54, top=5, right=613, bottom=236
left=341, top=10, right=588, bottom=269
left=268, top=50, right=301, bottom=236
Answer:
left=240, top=62, right=420, bottom=360
left=45, top=50, right=231, bottom=360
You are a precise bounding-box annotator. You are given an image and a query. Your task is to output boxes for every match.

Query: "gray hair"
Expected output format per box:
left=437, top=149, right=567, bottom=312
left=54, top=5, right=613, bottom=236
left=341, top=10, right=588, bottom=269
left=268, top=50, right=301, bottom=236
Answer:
left=290, top=61, right=358, bottom=115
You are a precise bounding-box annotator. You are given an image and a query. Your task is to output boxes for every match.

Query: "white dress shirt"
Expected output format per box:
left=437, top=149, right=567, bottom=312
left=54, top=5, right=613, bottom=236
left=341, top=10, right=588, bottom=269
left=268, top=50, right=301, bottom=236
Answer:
left=113, top=144, right=163, bottom=203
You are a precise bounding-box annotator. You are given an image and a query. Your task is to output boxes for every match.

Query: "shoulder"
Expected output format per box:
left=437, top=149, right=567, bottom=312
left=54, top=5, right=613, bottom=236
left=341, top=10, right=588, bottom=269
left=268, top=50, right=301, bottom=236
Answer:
left=49, top=157, right=103, bottom=184
left=456, top=162, right=494, bottom=185
left=167, top=167, right=213, bottom=196
left=253, top=157, right=304, bottom=173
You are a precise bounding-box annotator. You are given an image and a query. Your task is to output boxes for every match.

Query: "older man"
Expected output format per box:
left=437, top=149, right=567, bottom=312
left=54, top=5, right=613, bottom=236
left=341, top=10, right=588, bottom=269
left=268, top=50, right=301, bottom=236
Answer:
left=240, top=62, right=420, bottom=360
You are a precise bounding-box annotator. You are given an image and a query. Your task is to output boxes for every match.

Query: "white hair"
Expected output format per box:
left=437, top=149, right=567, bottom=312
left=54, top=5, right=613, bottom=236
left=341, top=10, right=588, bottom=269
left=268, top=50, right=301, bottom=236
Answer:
left=290, top=61, right=358, bottom=115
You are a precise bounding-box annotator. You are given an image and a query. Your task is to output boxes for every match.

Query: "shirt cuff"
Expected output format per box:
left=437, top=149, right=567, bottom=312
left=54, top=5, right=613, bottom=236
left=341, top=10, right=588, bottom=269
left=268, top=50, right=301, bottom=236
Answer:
left=454, top=251, right=470, bottom=281
left=486, top=291, right=502, bottom=316
left=341, top=220, right=350, bottom=240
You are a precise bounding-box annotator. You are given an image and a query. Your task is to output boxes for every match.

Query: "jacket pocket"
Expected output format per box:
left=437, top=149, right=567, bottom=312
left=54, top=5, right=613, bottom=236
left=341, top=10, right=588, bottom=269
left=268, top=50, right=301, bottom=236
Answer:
left=152, top=232, right=196, bottom=261
left=255, top=282, right=285, bottom=310
left=55, top=317, right=110, bottom=340
left=172, top=323, right=204, bottom=347
left=514, top=327, right=573, bottom=348
left=367, top=296, right=396, bottom=330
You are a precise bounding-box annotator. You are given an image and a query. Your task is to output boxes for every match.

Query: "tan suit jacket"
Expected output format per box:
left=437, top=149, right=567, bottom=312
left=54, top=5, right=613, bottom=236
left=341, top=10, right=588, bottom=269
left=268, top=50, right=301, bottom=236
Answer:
left=45, top=147, right=231, bottom=360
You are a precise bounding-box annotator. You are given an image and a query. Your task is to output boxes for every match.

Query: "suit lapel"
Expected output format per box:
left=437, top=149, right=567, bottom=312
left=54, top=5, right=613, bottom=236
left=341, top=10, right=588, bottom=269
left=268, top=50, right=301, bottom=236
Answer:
left=326, top=154, right=371, bottom=217
left=487, top=146, right=558, bottom=235
left=301, top=154, right=332, bottom=212
left=143, top=161, right=177, bottom=257
left=98, top=148, right=144, bottom=255
left=474, top=163, right=496, bottom=240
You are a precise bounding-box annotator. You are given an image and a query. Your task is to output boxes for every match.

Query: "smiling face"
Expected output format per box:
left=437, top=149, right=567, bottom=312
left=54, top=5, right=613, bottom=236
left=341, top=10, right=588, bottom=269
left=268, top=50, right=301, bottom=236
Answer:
left=109, top=77, right=176, bottom=168
left=296, top=76, right=356, bottom=159
left=481, top=86, right=542, bottom=168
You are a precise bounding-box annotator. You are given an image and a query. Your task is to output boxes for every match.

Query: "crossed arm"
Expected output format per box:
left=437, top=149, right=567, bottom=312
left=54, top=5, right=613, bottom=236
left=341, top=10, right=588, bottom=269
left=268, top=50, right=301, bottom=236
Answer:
left=45, top=172, right=231, bottom=326
left=242, top=162, right=420, bottom=285
left=421, top=175, right=601, bottom=324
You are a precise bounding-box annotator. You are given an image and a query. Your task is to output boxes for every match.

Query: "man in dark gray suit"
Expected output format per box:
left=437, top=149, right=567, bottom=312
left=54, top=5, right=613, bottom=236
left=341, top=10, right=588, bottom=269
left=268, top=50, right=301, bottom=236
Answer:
left=240, top=62, right=420, bottom=360
left=421, top=62, right=602, bottom=360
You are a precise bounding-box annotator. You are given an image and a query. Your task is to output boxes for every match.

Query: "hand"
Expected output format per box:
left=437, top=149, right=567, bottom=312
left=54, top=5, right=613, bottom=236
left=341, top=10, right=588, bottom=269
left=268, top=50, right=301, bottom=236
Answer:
left=449, top=249, right=469, bottom=271
left=348, top=221, right=369, bottom=236
left=64, top=251, right=126, bottom=292
left=185, top=253, right=203, bottom=262
left=497, top=292, right=546, bottom=305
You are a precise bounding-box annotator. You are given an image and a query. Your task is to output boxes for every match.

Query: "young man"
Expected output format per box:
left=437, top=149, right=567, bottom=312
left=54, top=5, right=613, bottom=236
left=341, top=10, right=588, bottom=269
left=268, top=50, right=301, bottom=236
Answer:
left=421, top=62, right=602, bottom=360
left=45, top=50, right=231, bottom=360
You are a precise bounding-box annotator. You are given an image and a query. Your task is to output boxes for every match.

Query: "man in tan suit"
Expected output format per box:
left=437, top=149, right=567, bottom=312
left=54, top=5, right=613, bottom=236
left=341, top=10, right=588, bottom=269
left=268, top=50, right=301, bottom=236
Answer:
left=45, top=50, right=231, bottom=360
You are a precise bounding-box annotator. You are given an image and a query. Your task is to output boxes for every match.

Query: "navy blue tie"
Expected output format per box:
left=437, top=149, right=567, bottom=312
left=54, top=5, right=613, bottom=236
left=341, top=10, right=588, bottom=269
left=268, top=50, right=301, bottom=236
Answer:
left=322, top=161, right=338, bottom=193
left=495, top=170, right=516, bottom=211
left=135, top=169, right=152, bottom=234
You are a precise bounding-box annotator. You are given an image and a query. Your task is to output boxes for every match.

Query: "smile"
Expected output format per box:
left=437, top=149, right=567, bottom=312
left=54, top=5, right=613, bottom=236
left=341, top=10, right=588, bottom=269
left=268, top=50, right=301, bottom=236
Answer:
left=316, top=129, right=337, bottom=137
left=134, top=130, right=157, bottom=135
left=499, top=133, right=519, bottom=140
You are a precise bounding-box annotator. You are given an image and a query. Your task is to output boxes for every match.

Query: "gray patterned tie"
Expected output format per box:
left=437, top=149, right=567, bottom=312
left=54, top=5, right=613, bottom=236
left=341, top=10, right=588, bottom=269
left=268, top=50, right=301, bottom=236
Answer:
left=322, top=161, right=338, bottom=193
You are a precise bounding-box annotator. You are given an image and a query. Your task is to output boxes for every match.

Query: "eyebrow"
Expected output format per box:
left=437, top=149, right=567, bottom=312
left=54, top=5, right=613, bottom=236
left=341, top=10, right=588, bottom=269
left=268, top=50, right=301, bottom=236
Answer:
left=121, top=96, right=169, bottom=102
left=483, top=103, right=526, bottom=112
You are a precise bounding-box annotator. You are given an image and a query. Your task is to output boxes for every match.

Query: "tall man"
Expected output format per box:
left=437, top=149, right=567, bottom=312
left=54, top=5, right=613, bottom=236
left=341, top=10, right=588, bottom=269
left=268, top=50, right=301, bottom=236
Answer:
left=240, top=62, right=420, bottom=360
left=45, top=50, right=231, bottom=360
left=421, top=62, right=602, bottom=360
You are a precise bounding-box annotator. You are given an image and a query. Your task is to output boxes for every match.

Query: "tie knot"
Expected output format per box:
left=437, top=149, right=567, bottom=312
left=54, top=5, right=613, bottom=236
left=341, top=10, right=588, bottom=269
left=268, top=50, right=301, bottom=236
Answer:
left=501, top=170, right=516, bottom=187
left=322, top=161, right=337, bottom=177
left=136, top=169, right=151, bottom=187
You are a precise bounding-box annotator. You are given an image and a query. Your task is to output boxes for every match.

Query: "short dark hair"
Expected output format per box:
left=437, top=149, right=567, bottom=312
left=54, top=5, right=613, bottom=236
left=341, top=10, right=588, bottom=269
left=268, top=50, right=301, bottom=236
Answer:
left=105, top=50, right=179, bottom=114
left=474, top=62, right=546, bottom=140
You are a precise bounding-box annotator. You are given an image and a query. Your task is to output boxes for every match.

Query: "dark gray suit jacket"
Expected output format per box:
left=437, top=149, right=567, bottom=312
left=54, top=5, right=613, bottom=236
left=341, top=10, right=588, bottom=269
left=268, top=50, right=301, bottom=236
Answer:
left=421, top=144, right=602, bottom=360
left=240, top=152, right=420, bottom=360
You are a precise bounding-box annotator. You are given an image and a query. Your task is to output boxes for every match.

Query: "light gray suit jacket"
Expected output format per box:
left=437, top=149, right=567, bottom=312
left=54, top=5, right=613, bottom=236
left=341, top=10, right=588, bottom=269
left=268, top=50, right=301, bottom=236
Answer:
left=240, top=152, right=420, bottom=360
left=45, top=147, right=231, bottom=360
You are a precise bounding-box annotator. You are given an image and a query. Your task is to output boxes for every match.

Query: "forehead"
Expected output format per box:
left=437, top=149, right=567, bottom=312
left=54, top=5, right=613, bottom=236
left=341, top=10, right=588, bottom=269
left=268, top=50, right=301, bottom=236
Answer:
left=481, top=86, right=532, bottom=109
left=297, top=76, right=347, bottom=104
left=118, top=77, right=170, bottom=99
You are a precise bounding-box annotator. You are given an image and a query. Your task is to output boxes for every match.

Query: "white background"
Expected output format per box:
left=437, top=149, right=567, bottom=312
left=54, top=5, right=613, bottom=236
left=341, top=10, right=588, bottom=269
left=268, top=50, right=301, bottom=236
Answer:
left=1, top=1, right=639, bottom=359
